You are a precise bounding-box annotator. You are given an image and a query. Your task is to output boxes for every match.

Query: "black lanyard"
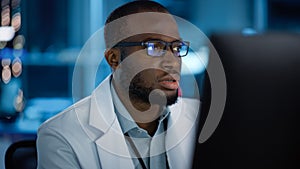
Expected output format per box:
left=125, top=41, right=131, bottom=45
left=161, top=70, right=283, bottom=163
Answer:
left=124, top=130, right=170, bottom=169
left=123, top=114, right=170, bottom=169
left=124, top=133, right=148, bottom=169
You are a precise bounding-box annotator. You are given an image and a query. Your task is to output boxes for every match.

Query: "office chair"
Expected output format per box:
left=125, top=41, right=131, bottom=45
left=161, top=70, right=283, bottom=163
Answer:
left=5, top=140, right=37, bottom=169
left=193, top=32, right=300, bottom=169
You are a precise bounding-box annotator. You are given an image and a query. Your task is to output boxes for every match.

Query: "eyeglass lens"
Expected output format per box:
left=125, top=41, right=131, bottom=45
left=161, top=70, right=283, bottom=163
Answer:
left=146, top=41, right=188, bottom=57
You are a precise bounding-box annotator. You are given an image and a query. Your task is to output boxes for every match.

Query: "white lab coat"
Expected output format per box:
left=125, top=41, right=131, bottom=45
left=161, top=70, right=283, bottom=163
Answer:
left=37, top=76, right=200, bottom=169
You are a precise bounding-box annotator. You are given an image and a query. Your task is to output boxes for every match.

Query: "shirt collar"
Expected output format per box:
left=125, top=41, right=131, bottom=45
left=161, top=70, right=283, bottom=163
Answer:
left=110, top=82, right=170, bottom=134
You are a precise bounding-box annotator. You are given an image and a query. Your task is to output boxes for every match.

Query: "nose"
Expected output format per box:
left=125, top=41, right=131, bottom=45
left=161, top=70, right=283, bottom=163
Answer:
left=160, top=49, right=181, bottom=71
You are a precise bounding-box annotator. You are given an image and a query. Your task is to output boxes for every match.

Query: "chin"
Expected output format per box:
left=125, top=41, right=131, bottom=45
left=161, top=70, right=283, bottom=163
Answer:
left=166, top=90, right=179, bottom=106
left=129, top=83, right=179, bottom=106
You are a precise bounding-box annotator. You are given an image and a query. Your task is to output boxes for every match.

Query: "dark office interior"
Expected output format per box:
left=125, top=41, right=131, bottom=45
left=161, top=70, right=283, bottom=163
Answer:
left=1, top=0, right=300, bottom=168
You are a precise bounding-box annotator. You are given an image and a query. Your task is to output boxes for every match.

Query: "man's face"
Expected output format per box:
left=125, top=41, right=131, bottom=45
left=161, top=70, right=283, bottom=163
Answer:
left=115, top=33, right=182, bottom=106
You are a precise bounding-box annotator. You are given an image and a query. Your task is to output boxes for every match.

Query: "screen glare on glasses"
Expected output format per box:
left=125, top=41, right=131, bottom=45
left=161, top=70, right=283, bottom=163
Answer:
left=115, top=40, right=190, bottom=57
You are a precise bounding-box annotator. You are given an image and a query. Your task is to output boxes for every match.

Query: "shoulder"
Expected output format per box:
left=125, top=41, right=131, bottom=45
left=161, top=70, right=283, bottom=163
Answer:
left=38, top=96, right=92, bottom=137
left=36, top=96, right=92, bottom=169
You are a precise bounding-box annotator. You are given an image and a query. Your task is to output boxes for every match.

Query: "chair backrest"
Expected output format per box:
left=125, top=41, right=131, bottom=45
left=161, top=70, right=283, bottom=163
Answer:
left=5, top=140, right=37, bottom=169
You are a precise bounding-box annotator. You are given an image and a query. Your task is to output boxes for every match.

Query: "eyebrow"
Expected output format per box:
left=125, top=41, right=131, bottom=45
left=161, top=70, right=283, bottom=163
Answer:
left=141, top=37, right=183, bottom=42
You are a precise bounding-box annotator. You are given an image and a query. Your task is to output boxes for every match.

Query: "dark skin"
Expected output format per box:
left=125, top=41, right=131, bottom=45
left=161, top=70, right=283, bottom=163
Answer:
left=105, top=33, right=181, bottom=136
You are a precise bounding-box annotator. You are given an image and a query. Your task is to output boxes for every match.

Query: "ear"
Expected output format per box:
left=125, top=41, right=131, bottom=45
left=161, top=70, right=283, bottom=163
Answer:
left=105, top=48, right=121, bottom=70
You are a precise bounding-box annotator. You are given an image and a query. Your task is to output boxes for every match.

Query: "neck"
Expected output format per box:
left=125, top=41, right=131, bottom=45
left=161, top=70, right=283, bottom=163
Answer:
left=112, top=80, right=163, bottom=135
left=137, top=121, right=158, bottom=136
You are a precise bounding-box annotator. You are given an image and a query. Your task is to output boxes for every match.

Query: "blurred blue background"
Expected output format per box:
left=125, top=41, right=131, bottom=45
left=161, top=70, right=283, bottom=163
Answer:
left=0, top=0, right=300, bottom=168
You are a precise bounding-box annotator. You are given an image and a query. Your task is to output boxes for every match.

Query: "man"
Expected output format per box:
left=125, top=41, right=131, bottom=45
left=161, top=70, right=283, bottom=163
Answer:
left=37, top=1, right=200, bottom=169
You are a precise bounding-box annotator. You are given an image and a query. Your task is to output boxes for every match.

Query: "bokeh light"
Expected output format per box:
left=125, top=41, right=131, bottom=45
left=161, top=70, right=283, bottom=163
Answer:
left=1, top=5, right=10, bottom=26
left=12, top=12, right=21, bottom=32
left=2, top=65, right=11, bottom=84
left=14, top=89, right=25, bottom=112
left=12, top=57, right=22, bottom=77
left=0, top=41, right=7, bottom=49
left=13, top=49, right=23, bottom=57
left=11, top=0, right=21, bottom=9
left=0, top=26, right=15, bottom=41
left=13, top=34, right=25, bottom=49
left=1, top=0, right=10, bottom=7
left=1, top=58, right=11, bottom=67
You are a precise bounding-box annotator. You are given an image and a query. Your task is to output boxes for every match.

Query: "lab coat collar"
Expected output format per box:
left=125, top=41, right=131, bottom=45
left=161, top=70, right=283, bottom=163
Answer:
left=89, top=75, right=135, bottom=169
left=88, top=75, right=200, bottom=169
left=89, top=75, right=115, bottom=133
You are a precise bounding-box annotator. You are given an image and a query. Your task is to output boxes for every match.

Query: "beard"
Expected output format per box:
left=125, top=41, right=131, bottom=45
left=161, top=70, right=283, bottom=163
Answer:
left=129, top=72, right=179, bottom=106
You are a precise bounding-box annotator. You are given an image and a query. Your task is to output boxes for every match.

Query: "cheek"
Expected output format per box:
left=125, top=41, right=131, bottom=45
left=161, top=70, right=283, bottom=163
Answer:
left=115, top=54, right=152, bottom=88
left=122, top=50, right=161, bottom=73
left=132, top=69, right=157, bottom=88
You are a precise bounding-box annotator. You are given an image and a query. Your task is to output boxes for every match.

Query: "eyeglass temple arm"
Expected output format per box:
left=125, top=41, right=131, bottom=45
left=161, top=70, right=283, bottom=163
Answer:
left=115, top=42, right=144, bottom=47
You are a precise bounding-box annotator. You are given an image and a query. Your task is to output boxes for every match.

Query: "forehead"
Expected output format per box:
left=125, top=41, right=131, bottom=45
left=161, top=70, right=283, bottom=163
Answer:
left=124, top=33, right=180, bottom=42
left=125, top=12, right=180, bottom=39
left=105, top=12, right=180, bottom=47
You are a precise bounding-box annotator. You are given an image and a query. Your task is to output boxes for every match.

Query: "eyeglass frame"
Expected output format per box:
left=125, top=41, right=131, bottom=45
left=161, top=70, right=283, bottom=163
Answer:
left=114, top=39, right=190, bottom=57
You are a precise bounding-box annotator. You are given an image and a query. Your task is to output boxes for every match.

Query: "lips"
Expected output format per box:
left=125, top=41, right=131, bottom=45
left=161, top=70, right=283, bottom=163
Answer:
left=158, top=75, right=180, bottom=90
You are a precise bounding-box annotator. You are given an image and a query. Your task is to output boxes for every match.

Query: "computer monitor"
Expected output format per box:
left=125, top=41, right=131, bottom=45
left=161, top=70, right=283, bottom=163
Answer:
left=194, top=32, right=300, bottom=169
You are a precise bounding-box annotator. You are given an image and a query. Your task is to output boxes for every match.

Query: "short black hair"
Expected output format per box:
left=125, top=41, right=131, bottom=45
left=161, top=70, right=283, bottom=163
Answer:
left=104, top=1, right=170, bottom=47
left=105, top=1, right=169, bottom=25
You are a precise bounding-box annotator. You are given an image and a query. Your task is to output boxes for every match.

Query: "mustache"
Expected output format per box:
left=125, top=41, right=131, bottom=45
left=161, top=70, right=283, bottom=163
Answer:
left=156, top=70, right=180, bottom=83
left=129, top=68, right=180, bottom=83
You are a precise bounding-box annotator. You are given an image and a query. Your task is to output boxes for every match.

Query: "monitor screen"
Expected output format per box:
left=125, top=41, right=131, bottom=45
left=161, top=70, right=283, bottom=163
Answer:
left=194, top=32, right=300, bottom=169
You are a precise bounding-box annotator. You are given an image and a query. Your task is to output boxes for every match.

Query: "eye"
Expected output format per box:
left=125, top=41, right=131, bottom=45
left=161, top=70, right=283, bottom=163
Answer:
left=172, top=41, right=189, bottom=57
left=145, top=41, right=166, bottom=57
left=172, top=45, right=181, bottom=52
left=148, top=41, right=165, bottom=50
left=172, top=42, right=183, bottom=52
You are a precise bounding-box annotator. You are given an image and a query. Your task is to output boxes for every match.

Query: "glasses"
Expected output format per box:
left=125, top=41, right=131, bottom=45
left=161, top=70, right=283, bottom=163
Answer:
left=115, top=40, right=190, bottom=57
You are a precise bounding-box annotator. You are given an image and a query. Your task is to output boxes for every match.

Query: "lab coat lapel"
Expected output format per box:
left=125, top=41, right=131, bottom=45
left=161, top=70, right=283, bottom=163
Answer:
left=166, top=98, right=200, bottom=169
left=95, top=119, right=135, bottom=169
left=89, top=76, right=135, bottom=169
